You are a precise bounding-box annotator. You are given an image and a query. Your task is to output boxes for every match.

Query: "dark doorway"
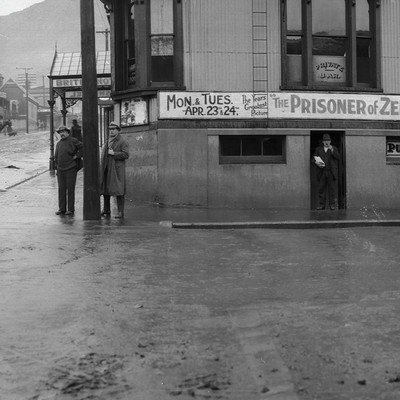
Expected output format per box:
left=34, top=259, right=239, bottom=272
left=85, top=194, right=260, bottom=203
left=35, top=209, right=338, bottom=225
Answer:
left=310, top=131, right=346, bottom=210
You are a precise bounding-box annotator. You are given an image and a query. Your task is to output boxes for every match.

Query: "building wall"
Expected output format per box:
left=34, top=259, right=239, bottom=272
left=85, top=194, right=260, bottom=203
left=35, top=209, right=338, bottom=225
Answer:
left=133, top=128, right=310, bottom=208
left=346, top=131, right=400, bottom=209
left=382, top=0, right=400, bottom=93
left=183, top=0, right=281, bottom=92
left=207, top=132, right=310, bottom=208
left=124, top=130, right=158, bottom=202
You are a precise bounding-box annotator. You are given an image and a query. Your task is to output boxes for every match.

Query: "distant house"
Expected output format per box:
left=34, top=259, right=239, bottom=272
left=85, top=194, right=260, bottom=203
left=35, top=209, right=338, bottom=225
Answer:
left=0, top=74, right=9, bottom=124
left=0, top=77, right=41, bottom=132
left=30, top=83, right=51, bottom=130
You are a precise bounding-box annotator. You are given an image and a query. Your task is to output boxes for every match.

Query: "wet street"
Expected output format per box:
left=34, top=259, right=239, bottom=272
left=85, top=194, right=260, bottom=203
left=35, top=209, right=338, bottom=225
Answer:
left=2, top=134, right=400, bottom=399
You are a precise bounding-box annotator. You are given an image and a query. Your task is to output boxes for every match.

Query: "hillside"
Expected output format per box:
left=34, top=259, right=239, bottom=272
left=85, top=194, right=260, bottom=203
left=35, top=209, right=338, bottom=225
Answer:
left=0, top=0, right=109, bottom=81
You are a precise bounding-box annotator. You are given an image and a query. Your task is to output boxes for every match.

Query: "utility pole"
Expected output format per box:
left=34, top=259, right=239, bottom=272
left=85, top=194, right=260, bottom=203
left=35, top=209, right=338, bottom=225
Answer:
left=42, top=76, right=46, bottom=106
left=96, top=28, right=110, bottom=51
left=16, top=67, right=33, bottom=133
left=81, top=0, right=101, bottom=220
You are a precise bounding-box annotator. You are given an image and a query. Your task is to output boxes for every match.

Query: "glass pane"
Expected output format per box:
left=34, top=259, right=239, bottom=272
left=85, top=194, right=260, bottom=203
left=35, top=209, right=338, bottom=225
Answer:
left=287, top=35, right=302, bottom=55
left=313, top=37, right=346, bottom=56
left=287, top=0, right=301, bottom=34
left=312, top=0, right=345, bottom=36
left=151, top=0, right=173, bottom=35
left=242, top=137, right=262, bottom=156
left=220, top=136, right=241, bottom=156
left=286, top=35, right=302, bottom=83
left=287, top=55, right=302, bottom=83
left=262, top=137, right=283, bottom=156
left=151, top=35, right=174, bottom=56
left=313, top=55, right=346, bottom=83
left=357, top=38, right=371, bottom=83
left=151, top=35, right=174, bottom=81
left=127, top=0, right=135, bottom=86
left=356, top=0, right=370, bottom=34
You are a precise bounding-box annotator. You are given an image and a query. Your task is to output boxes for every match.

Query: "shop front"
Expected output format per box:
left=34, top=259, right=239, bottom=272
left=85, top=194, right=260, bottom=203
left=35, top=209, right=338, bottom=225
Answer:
left=120, top=90, right=400, bottom=210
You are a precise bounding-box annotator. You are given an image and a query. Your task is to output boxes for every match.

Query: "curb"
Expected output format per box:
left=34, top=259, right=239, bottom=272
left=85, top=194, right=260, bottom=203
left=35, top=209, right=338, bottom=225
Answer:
left=170, top=220, right=400, bottom=229
left=3, top=169, right=49, bottom=191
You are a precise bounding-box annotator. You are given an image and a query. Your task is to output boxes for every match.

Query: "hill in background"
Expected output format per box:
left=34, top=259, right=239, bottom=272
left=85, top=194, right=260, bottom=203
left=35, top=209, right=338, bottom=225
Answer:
left=0, top=0, right=109, bottom=83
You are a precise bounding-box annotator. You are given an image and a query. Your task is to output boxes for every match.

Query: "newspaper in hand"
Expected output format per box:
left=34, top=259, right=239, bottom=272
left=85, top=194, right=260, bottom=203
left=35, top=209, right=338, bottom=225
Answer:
left=314, top=156, right=325, bottom=167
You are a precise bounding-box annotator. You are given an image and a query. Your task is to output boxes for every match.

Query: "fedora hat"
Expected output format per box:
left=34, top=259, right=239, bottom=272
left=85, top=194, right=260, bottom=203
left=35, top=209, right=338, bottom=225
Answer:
left=56, top=125, right=70, bottom=133
left=108, top=121, right=121, bottom=131
left=322, top=133, right=331, bottom=141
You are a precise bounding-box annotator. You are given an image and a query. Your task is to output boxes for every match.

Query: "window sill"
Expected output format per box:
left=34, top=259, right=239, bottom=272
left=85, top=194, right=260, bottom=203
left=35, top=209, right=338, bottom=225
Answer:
left=280, top=85, right=383, bottom=93
left=220, top=156, right=286, bottom=164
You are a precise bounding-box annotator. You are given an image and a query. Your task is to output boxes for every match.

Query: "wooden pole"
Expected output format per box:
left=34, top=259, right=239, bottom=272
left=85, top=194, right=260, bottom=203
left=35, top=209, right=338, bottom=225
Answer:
left=81, top=0, right=101, bottom=220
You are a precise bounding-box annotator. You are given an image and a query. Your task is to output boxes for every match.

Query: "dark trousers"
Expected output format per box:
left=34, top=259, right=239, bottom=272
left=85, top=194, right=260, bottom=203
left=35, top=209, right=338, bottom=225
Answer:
left=103, top=195, right=125, bottom=213
left=318, top=173, right=336, bottom=207
left=57, top=168, right=77, bottom=212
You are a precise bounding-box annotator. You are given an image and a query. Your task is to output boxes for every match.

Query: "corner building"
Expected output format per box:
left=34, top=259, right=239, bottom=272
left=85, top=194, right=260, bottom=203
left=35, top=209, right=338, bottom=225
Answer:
left=100, top=0, right=400, bottom=210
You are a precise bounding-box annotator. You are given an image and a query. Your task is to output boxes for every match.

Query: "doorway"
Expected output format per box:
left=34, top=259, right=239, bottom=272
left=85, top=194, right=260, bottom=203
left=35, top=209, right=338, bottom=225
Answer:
left=310, top=131, right=346, bottom=210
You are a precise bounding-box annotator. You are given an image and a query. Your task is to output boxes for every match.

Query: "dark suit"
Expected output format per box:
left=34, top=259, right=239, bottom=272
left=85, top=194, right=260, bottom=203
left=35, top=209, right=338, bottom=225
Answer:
left=313, top=145, right=340, bottom=208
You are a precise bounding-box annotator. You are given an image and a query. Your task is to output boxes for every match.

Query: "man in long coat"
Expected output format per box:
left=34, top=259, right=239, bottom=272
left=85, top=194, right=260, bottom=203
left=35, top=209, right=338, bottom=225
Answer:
left=100, top=122, right=129, bottom=218
left=313, top=133, right=340, bottom=210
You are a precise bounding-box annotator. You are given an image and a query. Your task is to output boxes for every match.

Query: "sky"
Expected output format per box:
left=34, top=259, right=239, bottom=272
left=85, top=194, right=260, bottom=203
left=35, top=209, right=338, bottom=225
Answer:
left=0, top=0, right=44, bottom=16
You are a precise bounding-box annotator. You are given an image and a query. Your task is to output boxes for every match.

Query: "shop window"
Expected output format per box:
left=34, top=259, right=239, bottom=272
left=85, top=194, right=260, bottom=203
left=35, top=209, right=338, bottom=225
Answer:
left=282, top=0, right=381, bottom=90
left=386, top=136, right=400, bottom=165
left=220, top=135, right=286, bottom=164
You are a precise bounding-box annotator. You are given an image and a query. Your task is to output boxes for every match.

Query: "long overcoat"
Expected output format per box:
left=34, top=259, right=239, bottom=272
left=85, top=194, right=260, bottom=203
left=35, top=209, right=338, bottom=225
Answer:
left=100, top=134, right=129, bottom=196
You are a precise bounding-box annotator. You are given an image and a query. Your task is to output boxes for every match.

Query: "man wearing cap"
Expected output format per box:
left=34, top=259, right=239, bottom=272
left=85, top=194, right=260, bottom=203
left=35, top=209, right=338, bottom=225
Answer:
left=100, top=122, right=129, bottom=218
left=54, top=125, right=83, bottom=215
left=313, top=133, right=340, bottom=210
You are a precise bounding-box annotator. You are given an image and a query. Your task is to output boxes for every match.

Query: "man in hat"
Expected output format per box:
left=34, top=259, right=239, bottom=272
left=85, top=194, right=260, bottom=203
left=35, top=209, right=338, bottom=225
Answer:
left=313, top=133, right=340, bottom=210
left=54, top=125, right=83, bottom=215
left=100, top=122, right=129, bottom=218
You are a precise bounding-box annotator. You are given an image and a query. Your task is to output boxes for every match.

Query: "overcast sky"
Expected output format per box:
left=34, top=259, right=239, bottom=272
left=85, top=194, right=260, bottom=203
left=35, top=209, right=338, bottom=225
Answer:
left=0, top=0, right=44, bottom=16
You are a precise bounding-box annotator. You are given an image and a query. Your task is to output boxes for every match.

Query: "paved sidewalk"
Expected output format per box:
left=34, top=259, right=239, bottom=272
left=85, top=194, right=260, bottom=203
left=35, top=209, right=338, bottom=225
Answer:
left=0, top=130, right=50, bottom=192
left=2, top=170, right=400, bottom=229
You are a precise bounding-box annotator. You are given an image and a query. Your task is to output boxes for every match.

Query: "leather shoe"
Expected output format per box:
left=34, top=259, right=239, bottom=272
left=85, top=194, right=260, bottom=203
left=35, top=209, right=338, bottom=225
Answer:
left=55, top=210, right=65, bottom=215
left=65, top=211, right=74, bottom=215
left=101, top=210, right=111, bottom=216
left=316, top=205, right=325, bottom=210
left=330, top=205, right=336, bottom=210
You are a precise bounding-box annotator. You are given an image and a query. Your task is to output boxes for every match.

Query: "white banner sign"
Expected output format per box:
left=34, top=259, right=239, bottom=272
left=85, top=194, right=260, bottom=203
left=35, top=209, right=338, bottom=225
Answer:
left=159, top=92, right=268, bottom=119
left=54, top=77, right=111, bottom=88
left=159, top=92, right=400, bottom=121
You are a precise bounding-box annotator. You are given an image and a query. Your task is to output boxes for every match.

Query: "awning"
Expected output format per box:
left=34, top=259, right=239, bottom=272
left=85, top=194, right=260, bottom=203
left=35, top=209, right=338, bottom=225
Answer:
left=48, top=51, right=111, bottom=98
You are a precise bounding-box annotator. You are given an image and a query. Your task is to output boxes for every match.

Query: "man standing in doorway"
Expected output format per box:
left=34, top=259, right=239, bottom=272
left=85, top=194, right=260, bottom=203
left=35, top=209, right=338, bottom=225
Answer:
left=70, top=119, right=82, bottom=142
left=313, top=133, right=340, bottom=210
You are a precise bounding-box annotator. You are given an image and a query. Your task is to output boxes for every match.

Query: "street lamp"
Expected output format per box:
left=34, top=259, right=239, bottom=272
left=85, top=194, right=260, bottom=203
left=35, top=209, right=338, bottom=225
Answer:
left=16, top=67, right=33, bottom=134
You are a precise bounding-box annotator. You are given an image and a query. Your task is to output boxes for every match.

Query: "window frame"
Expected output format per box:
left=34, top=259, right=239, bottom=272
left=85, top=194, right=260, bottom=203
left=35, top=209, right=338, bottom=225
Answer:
left=219, top=135, right=286, bottom=165
left=281, top=0, right=381, bottom=91
left=114, top=0, right=184, bottom=94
